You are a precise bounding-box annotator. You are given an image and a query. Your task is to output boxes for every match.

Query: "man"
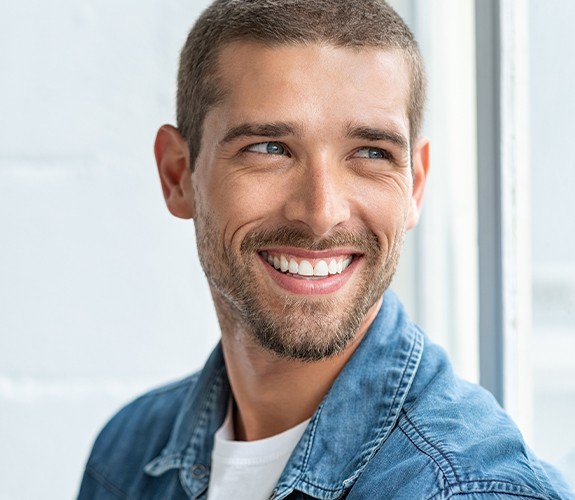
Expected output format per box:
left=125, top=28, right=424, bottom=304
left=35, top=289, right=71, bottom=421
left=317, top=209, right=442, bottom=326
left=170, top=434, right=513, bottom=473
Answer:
left=78, top=0, right=573, bottom=498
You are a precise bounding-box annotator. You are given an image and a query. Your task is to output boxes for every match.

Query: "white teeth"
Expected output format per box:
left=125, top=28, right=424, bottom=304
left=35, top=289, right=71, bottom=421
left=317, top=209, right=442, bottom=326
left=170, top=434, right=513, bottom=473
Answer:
left=262, top=252, right=353, bottom=277
left=328, top=259, right=338, bottom=275
left=298, top=260, right=314, bottom=276
left=288, top=258, right=299, bottom=274
left=313, top=260, right=329, bottom=276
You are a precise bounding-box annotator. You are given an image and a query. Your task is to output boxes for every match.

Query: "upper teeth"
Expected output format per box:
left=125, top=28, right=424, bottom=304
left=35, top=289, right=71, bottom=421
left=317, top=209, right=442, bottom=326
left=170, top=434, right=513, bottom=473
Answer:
left=261, top=252, right=352, bottom=277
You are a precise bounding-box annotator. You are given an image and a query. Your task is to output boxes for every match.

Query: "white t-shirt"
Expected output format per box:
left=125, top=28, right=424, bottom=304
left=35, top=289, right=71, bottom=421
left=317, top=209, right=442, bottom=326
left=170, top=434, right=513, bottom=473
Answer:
left=207, top=404, right=310, bottom=500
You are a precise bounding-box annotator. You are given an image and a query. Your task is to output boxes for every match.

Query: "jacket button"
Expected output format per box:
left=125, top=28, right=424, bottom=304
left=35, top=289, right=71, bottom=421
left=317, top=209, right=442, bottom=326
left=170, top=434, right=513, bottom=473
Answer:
left=190, top=464, right=207, bottom=479
left=269, top=488, right=279, bottom=499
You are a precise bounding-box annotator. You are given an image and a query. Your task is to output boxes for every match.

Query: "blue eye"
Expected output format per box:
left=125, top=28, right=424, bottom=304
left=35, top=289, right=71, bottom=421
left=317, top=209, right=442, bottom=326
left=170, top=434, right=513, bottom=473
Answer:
left=246, top=142, right=287, bottom=155
left=353, top=147, right=390, bottom=160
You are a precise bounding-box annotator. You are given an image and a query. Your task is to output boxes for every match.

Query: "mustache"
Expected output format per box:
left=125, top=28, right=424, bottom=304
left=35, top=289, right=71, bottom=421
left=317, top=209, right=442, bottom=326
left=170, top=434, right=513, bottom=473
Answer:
left=240, top=226, right=381, bottom=255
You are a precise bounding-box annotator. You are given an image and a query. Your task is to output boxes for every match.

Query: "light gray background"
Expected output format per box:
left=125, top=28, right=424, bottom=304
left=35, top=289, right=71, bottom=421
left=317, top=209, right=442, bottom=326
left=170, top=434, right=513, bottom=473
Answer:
left=0, top=2, right=218, bottom=498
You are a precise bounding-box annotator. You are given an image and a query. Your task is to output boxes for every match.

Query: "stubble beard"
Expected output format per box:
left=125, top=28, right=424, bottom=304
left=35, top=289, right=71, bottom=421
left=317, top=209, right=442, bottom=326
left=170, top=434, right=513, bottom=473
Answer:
left=194, top=213, right=404, bottom=361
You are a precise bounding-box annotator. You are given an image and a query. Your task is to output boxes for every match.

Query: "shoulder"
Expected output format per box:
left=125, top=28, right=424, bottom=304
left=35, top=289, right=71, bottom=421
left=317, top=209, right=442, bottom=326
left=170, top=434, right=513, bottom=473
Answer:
left=78, top=373, right=200, bottom=498
left=350, top=336, right=572, bottom=499
left=91, top=373, right=200, bottom=461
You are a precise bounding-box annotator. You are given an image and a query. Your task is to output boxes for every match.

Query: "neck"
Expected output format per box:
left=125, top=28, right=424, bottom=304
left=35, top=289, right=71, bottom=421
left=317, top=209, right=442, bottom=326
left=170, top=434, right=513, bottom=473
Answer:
left=213, top=294, right=382, bottom=441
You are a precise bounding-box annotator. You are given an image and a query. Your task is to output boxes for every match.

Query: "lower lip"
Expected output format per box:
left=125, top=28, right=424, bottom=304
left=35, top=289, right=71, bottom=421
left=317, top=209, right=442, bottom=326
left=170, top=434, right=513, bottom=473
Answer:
left=259, top=255, right=359, bottom=295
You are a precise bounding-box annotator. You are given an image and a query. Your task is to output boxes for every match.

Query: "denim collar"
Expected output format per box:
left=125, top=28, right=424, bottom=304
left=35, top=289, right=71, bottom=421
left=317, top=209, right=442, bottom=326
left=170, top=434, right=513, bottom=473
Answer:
left=144, top=290, right=424, bottom=499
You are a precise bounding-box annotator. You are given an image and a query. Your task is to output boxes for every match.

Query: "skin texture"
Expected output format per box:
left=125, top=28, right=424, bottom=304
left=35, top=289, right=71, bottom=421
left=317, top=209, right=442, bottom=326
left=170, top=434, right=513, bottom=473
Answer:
left=155, top=42, right=429, bottom=440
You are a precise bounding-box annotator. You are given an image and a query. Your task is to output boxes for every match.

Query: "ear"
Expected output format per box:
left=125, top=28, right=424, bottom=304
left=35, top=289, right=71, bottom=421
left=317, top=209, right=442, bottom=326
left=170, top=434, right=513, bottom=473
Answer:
left=154, top=125, right=195, bottom=219
left=405, top=137, right=430, bottom=230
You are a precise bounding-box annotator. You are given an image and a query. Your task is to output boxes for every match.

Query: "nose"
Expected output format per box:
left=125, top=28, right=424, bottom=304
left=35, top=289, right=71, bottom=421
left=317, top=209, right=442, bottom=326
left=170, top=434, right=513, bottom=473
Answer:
left=282, top=157, right=351, bottom=237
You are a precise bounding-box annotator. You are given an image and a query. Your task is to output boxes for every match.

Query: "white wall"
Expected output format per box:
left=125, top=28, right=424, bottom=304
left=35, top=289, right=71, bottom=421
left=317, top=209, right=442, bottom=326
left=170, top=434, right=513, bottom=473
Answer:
left=0, top=2, right=217, bottom=499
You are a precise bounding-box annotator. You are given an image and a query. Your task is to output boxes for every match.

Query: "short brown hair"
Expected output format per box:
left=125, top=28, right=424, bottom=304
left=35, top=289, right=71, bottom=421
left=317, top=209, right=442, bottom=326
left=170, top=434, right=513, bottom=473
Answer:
left=177, top=0, right=426, bottom=170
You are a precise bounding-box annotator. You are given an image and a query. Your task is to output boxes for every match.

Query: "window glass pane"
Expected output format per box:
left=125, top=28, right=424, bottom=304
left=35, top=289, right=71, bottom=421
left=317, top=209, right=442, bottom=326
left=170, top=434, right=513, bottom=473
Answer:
left=529, top=0, right=575, bottom=484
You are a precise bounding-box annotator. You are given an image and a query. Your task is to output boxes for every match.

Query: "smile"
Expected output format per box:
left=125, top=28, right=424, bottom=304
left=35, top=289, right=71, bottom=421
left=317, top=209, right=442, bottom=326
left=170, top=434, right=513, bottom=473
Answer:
left=260, top=251, right=353, bottom=277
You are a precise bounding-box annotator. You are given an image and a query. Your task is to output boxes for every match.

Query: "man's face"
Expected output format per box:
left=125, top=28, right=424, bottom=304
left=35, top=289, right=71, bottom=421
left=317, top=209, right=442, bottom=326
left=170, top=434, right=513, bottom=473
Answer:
left=185, top=42, right=427, bottom=360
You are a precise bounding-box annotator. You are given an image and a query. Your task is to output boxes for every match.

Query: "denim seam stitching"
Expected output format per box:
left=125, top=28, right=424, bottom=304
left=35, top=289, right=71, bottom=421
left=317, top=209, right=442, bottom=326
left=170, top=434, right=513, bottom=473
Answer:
left=294, top=327, right=424, bottom=497
left=400, top=417, right=550, bottom=500
left=399, top=410, right=458, bottom=487
left=85, top=465, right=130, bottom=499
left=347, top=326, right=424, bottom=480
left=180, top=365, right=226, bottom=497
left=291, top=404, right=347, bottom=496
left=432, top=481, right=547, bottom=500
left=445, top=495, right=542, bottom=499
left=292, top=401, right=324, bottom=484
left=516, top=448, right=552, bottom=495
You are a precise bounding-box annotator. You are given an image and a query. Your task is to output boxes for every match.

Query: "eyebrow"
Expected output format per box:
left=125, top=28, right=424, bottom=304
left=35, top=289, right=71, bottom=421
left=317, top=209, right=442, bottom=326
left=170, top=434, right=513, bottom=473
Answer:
left=220, top=122, right=300, bottom=146
left=345, top=125, right=409, bottom=151
left=219, top=121, right=410, bottom=151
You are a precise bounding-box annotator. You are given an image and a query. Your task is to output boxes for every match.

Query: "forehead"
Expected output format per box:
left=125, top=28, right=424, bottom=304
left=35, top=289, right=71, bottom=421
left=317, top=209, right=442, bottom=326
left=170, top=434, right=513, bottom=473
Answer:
left=209, top=41, right=411, bottom=138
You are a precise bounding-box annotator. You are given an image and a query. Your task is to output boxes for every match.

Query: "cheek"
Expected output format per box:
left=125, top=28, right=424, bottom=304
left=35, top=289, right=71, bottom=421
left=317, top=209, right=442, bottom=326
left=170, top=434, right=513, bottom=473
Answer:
left=353, top=186, right=412, bottom=255
left=209, top=175, right=286, bottom=245
left=356, top=177, right=413, bottom=225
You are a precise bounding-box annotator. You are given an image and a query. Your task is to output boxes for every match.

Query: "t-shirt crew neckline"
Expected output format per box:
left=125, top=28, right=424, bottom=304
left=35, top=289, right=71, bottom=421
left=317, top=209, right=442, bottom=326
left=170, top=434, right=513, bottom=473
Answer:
left=207, top=400, right=310, bottom=499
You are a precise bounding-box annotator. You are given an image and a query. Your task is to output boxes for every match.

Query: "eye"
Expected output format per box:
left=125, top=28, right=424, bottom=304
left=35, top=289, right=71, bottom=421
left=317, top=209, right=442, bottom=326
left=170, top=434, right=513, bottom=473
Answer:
left=245, top=142, right=287, bottom=155
left=352, top=147, right=391, bottom=160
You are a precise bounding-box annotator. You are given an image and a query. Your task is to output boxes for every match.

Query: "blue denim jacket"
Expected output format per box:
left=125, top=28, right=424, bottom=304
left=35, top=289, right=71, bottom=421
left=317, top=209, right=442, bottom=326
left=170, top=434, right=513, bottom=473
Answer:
left=78, top=291, right=574, bottom=499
